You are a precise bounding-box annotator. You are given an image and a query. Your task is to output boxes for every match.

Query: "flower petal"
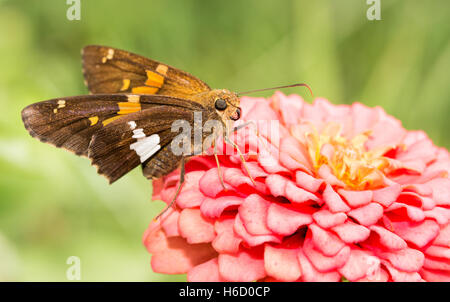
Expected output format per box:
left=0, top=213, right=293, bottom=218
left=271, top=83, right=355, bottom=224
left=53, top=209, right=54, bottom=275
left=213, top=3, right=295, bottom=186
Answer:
left=187, top=258, right=224, bottom=282
left=331, top=221, right=370, bottom=244
left=238, top=194, right=272, bottom=235
left=372, top=184, right=402, bottom=207
left=264, top=244, right=302, bottom=281
left=295, top=170, right=324, bottom=193
left=303, top=237, right=350, bottom=272
left=266, top=203, right=313, bottom=236
left=378, top=248, right=425, bottom=272
left=348, top=203, right=383, bottom=226
left=199, top=168, right=232, bottom=197
left=323, top=184, right=351, bottom=213
left=200, top=195, right=245, bottom=219
left=218, top=248, right=266, bottom=282
left=337, top=189, right=373, bottom=208
left=312, top=210, right=347, bottom=229
left=309, top=224, right=346, bottom=256
left=147, top=229, right=217, bottom=274
left=391, top=219, right=440, bottom=248
left=297, top=249, right=341, bottom=282
left=338, top=249, right=381, bottom=281
left=212, top=217, right=242, bottom=254
left=369, top=225, right=407, bottom=250
left=234, top=215, right=281, bottom=246
left=179, top=208, right=216, bottom=244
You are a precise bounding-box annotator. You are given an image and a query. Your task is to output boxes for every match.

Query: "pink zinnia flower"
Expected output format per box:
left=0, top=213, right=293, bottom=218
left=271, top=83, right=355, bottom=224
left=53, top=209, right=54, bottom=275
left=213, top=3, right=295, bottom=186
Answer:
left=143, top=92, right=450, bottom=282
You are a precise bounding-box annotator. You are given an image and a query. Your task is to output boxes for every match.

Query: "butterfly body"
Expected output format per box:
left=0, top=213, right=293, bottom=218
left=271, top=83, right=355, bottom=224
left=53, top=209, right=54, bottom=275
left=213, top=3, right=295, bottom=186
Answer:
left=22, top=46, right=242, bottom=184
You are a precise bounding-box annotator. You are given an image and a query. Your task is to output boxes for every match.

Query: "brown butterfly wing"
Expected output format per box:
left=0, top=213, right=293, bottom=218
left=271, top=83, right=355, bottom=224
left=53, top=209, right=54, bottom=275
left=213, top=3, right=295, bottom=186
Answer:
left=22, top=94, right=204, bottom=157
left=82, top=45, right=211, bottom=98
left=88, top=105, right=201, bottom=183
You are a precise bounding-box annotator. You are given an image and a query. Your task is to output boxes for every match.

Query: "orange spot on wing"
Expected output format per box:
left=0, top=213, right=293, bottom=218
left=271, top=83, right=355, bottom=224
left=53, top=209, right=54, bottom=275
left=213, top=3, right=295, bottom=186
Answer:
left=102, top=116, right=122, bottom=126
left=120, top=79, right=131, bottom=91
left=89, top=116, right=99, bottom=126
left=118, top=102, right=141, bottom=115
left=131, top=86, right=159, bottom=94
left=145, top=70, right=164, bottom=88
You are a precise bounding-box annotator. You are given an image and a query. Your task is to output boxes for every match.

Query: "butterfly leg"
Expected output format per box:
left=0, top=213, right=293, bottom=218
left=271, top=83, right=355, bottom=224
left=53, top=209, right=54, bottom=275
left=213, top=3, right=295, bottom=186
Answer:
left=154, top=157, right=185, bottom=221
left=224, top=134, right=256, bottom=186
left=213, top=134, right=227, bottom=190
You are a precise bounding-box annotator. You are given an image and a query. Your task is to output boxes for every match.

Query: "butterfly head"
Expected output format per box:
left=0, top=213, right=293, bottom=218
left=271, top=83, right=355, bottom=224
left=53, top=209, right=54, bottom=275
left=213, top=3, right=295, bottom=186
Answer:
left=205, top=89, right=241, bottom=123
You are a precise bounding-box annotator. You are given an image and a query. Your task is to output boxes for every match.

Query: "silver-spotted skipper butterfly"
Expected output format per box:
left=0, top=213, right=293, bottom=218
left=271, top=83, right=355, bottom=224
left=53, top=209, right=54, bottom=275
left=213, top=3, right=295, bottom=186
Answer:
left=21, top=45, right=310, bottom=218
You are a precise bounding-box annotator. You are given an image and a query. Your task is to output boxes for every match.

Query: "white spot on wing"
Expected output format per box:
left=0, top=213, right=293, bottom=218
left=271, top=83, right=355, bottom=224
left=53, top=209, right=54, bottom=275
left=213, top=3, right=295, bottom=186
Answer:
left=130, top=131, right=161, bottom=163
left=128, top=121, right=137, bottom=130
left=132, top=128, right=146, bottom=139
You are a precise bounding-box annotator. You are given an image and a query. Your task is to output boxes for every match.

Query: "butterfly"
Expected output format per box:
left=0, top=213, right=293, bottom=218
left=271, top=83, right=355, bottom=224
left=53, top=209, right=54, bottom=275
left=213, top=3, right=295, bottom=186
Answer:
left=21, top=45, right=311, bottom=218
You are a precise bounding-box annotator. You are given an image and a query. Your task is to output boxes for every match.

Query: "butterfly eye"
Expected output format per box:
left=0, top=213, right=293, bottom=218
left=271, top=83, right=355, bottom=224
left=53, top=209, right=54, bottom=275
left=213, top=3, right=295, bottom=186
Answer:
left=215, top=98, right=227, bottom=110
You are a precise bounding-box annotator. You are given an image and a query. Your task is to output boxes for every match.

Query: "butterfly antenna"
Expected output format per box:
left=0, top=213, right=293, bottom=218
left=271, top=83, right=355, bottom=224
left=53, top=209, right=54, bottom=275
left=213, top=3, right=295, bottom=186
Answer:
left=237, top=83, right=313, bottom=98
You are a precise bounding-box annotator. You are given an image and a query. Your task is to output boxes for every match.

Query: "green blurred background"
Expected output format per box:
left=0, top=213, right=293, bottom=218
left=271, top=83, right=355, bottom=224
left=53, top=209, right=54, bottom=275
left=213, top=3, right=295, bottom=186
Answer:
left=0, top=0, right=448, bottom=281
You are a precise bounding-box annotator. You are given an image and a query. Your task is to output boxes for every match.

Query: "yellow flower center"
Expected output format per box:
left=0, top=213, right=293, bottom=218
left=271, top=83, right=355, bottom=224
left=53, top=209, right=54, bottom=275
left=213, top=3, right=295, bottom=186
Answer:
left=294, top=123, right=393, bottom=190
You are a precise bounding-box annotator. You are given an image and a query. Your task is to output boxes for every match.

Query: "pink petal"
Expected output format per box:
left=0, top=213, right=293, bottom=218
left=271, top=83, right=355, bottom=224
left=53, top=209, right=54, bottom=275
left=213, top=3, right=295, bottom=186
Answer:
left=297, top=249, right=341, bottom=282
left=199, top=168, right=232, bottom=197
left=423, top=256, right=450, bottom=271
left=239, top=194, right=272, bottom=235
left=338, top=249, right=381, bottom=281
left=332, top=221, right=371, bottom=244
left=218, top=248, right=266, bottom=282
left=338, top=188, right=373, bottom=208
left=258, top=145, right=289, bottom=174
left=178, top=208, right=216, bottom=244
left=356, top=268, right=389, bottom=282
left=303, top=237, right=350, bottom=272
left=378, top=248, right=425, bottom=272
left=432, top=223, right=450, bottom=247
left=350, top=102, right=379, bottom=137
left=424, top=207, right=450, bottom=225
left=279, top=137, right=313, bottom=172
left=264, top=174, right=287, bottom=197
left=348, top=203, right=383, bottom=226
left=264, top=244, right=302, bottom=281
left=397, top=138, right=437, bottom=164
left=266, top=174, right=319, bottom=204
left=276, top=91, right=304, bottom=125
left=323, top=184, right=351, bottom=213
left=266, top=203, right=313, bottom=236
left=160, top=209, right=180, bottom=237
left=372, top=184, right=402, bottom=207
left=426, top=178, right=450, bottom=206
left=424, top=245, right=450, bottom=259
left=175, top=171, right=206, bottom=208
left=386, top=202, right=425, bottom=222
left=244, top=161, right=269, bottom=179
left=312, top=210, right=347, bottom=228
left=223, top=167, right=254, bottom=188
left=200, top=195, right=245, bottom=219
left=285, top=180, right=320, bottom=204
left=147, top=229, right=217, bottom=274
left=382, top=261, right=422, bottom=282
left=369, top=225, right=407, bottom=250
left=309, top=224, right=346, bottom=256
left=391, top=219, right=440, bottom=248
left=212, top=217, right=242, bottom=254
left=234, top=215, right=281, bottom=246
left=317, top=165, right=346, bottom=187
left=295, top=170, right=324, bottom=193
left=187, top=258, right=225, bottom=282
left=366, top=116, right=406, bottom=150
left=420, top=268, right=450, bottom=282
